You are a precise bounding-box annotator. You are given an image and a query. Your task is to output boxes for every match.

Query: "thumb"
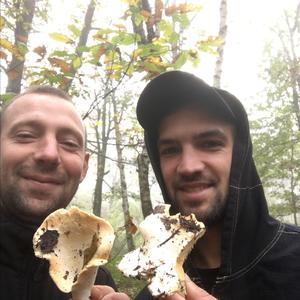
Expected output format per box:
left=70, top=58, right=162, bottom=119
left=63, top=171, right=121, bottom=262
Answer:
left=185, top=275, right=218, bottom=300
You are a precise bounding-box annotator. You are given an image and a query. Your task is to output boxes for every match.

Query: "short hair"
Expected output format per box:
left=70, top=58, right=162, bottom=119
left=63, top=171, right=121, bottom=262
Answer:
left=0, top=86, right=72, bottom=132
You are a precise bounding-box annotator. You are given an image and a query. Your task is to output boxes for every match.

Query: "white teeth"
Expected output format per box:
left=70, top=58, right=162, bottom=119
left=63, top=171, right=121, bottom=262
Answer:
left=182, top=185, right=209, bottom=192
left=118, top=204, right=205, bottom=297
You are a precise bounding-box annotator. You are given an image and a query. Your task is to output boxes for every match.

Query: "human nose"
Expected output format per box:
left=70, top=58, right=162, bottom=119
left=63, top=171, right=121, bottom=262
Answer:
left=177, top=146, right=205, bottom=176
left=34, top=136, right=60, bottom=166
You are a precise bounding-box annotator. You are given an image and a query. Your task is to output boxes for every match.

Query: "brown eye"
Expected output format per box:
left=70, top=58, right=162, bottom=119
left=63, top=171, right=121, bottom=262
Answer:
left=200, top=139, right=225, bottom=150
left=159, top=146, right=180, bottom=157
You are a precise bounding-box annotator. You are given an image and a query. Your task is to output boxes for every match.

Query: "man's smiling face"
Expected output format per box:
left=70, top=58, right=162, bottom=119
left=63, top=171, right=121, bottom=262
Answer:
left=0, top=93, right=89, bottom=223
left=158, top=104, right=234, bottom=226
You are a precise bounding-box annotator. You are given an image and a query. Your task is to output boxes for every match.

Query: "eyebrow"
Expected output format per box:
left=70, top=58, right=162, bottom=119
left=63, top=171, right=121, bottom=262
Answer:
left=158, top=128, right=230, bottom=147
left=194, top=129, right=229, bottom=141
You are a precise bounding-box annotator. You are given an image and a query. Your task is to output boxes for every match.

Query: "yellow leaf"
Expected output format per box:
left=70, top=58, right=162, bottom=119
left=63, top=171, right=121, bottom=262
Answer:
left=106, top=63, right=123, bottom=71
left=0, top=16, right=5, bottom=31
left=49, top=32, right=74, bottom=44
left=72, top=56, right=81, bottom=69
left=132, top=48, right=143, bottom=59
left=147, top=56, right=164, bottom=65
left=0, top=38, right=23, bottom=60
left=178, top=3, right=202, bottom=13
left=121, top=0, right=139, bottom=5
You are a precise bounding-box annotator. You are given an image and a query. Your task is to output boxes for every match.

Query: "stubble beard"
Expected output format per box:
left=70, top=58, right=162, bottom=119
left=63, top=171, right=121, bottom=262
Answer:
left=0, top=182, right=65, bottom=224
left=176, top=190, right=227, bottom=227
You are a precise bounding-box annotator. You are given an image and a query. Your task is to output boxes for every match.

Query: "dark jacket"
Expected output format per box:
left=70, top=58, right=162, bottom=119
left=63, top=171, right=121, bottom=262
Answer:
left=0, top=209, right=117, bottom=300
left=135, top=71, right=300, bottom=299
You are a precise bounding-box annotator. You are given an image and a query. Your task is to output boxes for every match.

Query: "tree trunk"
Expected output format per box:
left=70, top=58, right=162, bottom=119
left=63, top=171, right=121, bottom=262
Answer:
left=213, top=0, right=227, bottom=88
left=112, top=96, right=135, bottom=251
left=6, top=0, right=36, bottom=94
left=285, top=3, right=300, bottom=131
left=92, top=98, right=111, bottom=216
left=64, top=0, right=96, bottom=92
left=289, top=146, right=298, bottom=226
left=137, top=145, right=153, bottom=218
left=141, top=0, right=156, bottom=41
left=129, top=0, right=155, bottom=220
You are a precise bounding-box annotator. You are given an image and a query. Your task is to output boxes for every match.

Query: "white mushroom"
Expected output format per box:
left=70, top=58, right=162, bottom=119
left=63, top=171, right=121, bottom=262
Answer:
left=33, top=207, right=115, bottom=300
left=118, top=204, right=205, bottom=297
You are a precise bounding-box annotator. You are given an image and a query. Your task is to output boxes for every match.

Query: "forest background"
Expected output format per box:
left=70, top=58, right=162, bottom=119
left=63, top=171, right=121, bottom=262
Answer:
left=1, top=0, right=299, bottom=297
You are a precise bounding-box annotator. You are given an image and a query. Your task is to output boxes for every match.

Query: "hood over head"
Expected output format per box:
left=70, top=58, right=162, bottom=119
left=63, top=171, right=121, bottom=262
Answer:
left=136, top=70, right=280, bottom=280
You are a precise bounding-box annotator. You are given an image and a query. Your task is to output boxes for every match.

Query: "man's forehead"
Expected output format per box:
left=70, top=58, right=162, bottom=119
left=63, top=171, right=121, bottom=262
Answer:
left=160, top=103, right=233, bottom=127
left=157, top=104, right=235, bottom=143
left=7, top=93, right=77, bottom=117
left=3, top=93, right=85, bottom=132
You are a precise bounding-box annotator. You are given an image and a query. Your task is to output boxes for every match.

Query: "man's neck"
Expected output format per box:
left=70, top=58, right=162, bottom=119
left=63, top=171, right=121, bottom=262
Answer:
left=0, top=202, right=40, bottom=228
left=190, top=223, right=222, bottom=269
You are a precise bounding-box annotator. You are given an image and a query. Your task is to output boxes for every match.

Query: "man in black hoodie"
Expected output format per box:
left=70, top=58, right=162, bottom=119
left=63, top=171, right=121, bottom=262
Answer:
left=134, top=71, right=300, bottom=300
left=0, top=86, right=129, bottom=300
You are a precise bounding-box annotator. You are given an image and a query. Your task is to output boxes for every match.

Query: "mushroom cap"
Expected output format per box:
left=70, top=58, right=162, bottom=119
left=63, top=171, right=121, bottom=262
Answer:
left=33, top=207, right=115, bottom=300
left=118, top=204, right=205, bottom=297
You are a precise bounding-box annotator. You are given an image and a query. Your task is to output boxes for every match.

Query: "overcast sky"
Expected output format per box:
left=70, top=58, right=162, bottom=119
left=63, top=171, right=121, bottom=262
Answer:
left=186, top=0, right=299, bottom=108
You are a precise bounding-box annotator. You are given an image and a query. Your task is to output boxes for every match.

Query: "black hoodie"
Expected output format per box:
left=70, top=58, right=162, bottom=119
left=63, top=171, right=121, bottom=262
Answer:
left=135, top=71, right=300, bottom=300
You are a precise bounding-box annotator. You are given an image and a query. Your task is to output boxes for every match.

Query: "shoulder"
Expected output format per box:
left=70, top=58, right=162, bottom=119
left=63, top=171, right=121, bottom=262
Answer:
left=274, top=222, right=300, bottom=257
left=281, top=222, right=300, bottom=236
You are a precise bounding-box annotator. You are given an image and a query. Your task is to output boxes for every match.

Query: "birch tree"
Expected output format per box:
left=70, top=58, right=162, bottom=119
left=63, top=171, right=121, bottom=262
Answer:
left=112, top=92, right=135, bottom=251
left=213, top=0, right=228, bottom=88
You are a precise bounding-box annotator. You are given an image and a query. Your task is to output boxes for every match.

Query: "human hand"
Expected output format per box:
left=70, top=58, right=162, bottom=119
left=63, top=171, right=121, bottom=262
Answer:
left=89, top=285, right=131, bottom=300
left=161, top=276, right=217, bottom=300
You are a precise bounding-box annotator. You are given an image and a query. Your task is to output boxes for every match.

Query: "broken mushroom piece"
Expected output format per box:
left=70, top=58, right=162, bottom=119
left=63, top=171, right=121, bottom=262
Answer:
left=33, top=207, right=115, bottom=300
left=118, top=204, right=205, bottom=297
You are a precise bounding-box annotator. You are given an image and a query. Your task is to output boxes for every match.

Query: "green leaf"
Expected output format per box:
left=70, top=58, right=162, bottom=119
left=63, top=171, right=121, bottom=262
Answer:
left=68, top=24, right=81, bottom=37
left=0, top=92, right=16, bottom=103
left=173, top=13, right=190, bottom=29
left=76, top=45, right=90, bottom=53
left=112, top=32, right=135, bottom=45
left=95, top=28, right=115, bottom=36
left=169, top=32, right=180, bottom=43
left=144, top=61, right=164, bottom=73
left=138, top=43, right=169, bottom=58
left=49, top=32, right=74, bottom=44
left=158, top=20, right=173, bottom=37
left=133, top=13, right=143, bottom=27
left=72, top=56, right=82, bottom=69
left=51, top=50, right=69, bottom=57
left=16, top=42, right=28, bottom=56
left=173, top=51, right=188, bottom=68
